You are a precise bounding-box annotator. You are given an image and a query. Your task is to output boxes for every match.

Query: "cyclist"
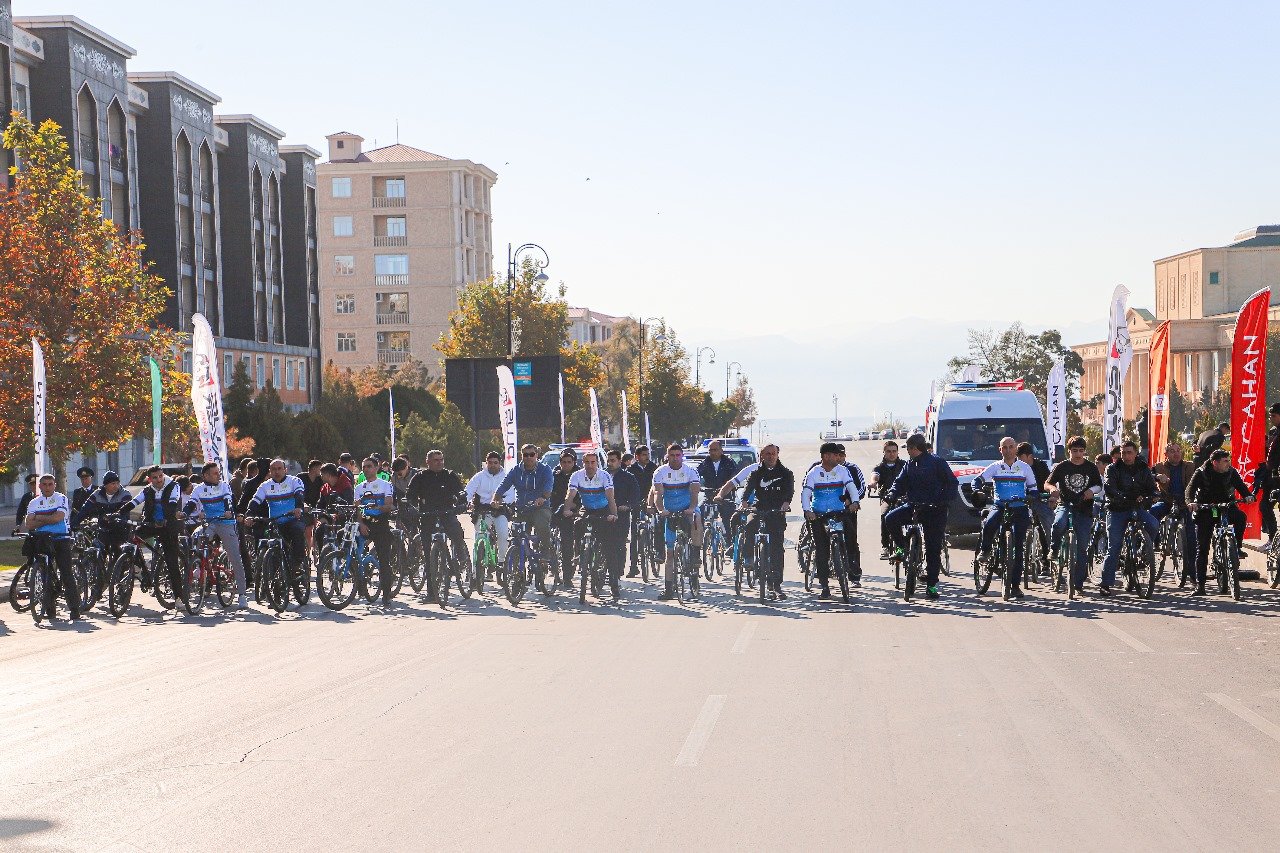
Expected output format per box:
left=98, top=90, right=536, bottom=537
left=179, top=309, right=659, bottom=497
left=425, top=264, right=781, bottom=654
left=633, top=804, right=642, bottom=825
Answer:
left=1151, top=440, right=1197, bottom=572
left=1017, top=441, right=1053, bottom=558
left=607, top=449, right=641, bottom=580
left=466, top=451, right=515, bottom=578
left=355, top=453, right=391, bottom=484
left=495, top=443, right=556, bottom=558
left=563, top=451, right=619, bottom=585
left=118, top=465, right=187, bottom=606
left=242, top=459, right=308, bottom=584
left=653, top=443, right=703, bottom=601
left=551, top=448, right=581, bottom=588
left=406, top=449, right=471, bottom=574
left=319, top=462, right=354, bottom=505
left=835, top=446, right=867, bottom=584
left=802, top=442, right=862, bottom=599
left=354, top=456, right=397, bottom=576
left=1101, top=440, right=1158, bottom=596
left=872, top=440, right=906, bottom=559
left=697, top=440, right=739, bottom=534
left=1186, top=448, right=1254, bottom=596
left=301, top=459, right=324, bottom=555
left=973, top=436, right=1037, bottom=599
left=626, top=445, right=659, bottom=575
left=390, top=456, right=419, bottom=540
left=1193, top=421, right=1230, bottom=467
left=20, top=473, right=81, bottom=620
left=71, top=466, right=96, bottom=514
left=885, top=433, right=959, bottom=600
left=1046, top=436, right=1103, bottom=595
left=741, top=444, right=793, bottom=600
left=71, top=469, right=133, bottom=528
left=189, top=461, right=249, bottom=608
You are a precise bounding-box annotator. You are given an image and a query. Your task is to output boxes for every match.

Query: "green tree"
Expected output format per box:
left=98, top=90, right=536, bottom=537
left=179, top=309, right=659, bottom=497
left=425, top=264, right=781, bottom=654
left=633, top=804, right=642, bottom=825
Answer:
left=223, top=361, right=254, bottom=433
left=437, top=261, right=569, bottom=361
left=293, top=411, right=344, bottom=463
left=316, top=364, right=369, bottom=455
left=727, top=375, right=758, bottom=431
left=947, top=324, right=1088, bottom=404
left=240, top=383, right=296, bottom=459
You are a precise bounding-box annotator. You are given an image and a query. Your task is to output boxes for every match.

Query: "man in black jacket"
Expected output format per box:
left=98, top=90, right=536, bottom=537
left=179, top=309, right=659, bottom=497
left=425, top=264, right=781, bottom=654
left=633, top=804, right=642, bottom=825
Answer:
left=1101, top=441, right=1158, bottom=596
left=1194, top=422, right=1230, bottom=467
left=1186, top=449, right=1254, bottom=596
left=627, top=446, right=659, bottom=574
left=14, top=473, right=37, bottom=530
left=742, top=444, right=794, bottom=600
left=1258, top=404, right=1280, bottom=549
left=549, top=448, right=580, bottom=587
left=406, top=450, right=470, bottom=571
left=606, top=449, right=641, bottom=582
left=71, top=467, right=96, bottom=513
left=697, top=440, right=739, bottom=531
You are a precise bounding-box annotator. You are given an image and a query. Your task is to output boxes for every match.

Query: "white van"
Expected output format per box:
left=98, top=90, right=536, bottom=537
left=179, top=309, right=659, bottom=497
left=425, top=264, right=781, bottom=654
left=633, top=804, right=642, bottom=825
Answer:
left=924, top=382, right=1051, bottom=534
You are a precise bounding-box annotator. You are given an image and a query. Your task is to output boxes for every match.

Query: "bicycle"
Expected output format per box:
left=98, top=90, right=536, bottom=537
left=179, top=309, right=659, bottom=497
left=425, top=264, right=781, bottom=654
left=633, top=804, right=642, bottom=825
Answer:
left=575, top=511, right=619, bottom=604
left=105, top=522, right=181, bottom=616
left=502, top=511, right=559, bottom=604
left=810, top=510, right=851, bottom=603
left=248, top=518, right=300, bottom=614
left=419, top=507, right=471, bottom=609
left=662, top=512, right=699, bottom=602
left=973, top=501, right=1023, bottom=601
left=747, top=508, right=787, bottom=603
left=1116, top=511, right=1156, bottom=599
left=315, top=506, right=383, bottom=610
left=895, top=503, right=942, bottom=602
left=1155, top=507, right=1189, bottom=589
left=731, top=505, right=756, bottom=596
left=18, top=533, right=68, bottom=624
left=798, top=520, right=816, bottom=592
left=701, top=501, right=728, bottom=581
left=1051, top=504, right=1087, bottom=600
left=185, top=521, right=239, bottom=612
left=472, top=505, right=506, bottom=594
left=1199, top=501, right=1244, bottom=600
left=1022, top=495, right=1052, bottom=589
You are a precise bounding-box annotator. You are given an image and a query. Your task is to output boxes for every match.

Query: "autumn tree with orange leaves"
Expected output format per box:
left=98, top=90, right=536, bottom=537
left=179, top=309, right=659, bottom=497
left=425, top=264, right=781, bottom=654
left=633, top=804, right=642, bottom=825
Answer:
left=0, top=113, right=192, bottom=483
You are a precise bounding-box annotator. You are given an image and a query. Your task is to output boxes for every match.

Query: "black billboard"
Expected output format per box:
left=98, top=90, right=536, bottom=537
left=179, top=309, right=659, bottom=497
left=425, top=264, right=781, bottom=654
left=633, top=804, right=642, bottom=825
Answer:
left=445, top=356, right=562, bottom=430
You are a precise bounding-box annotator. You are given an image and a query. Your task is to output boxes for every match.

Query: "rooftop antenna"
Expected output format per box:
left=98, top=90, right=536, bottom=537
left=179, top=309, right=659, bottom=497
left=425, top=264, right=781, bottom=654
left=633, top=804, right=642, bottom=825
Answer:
left=396, top=119, right=400, bottom=144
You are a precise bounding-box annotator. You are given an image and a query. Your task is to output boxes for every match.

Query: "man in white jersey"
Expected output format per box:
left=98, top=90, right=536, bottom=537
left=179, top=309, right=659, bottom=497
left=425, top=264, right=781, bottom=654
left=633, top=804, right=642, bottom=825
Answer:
left=22, top=473, right=80, bottom=620
left=190, top=461, right=249, bottom=608
left=243, top=459, right=308, bottom=580
left=975, top=436, right=1038, bottom=599
left=354, top=456, right=397, bottom=601
left=564, top=451, right=620, bottom=587
left=467, top=451, right=516, bottom=582
left=651, top=443, right=702, bottom=600
left=802, top=442, right=864, bottom=598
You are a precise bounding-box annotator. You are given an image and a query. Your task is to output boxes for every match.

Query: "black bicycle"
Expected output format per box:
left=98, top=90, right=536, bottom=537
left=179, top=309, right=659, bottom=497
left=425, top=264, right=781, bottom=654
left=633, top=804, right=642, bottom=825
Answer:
left=897, top=503, right=943, bottom=602
left=1116, top=511, right=1156, bottom=599
left=1199, top=501, right=1244, bottom=600
left=810, top=510, right=851, bottom=603
left=974, top=501, right=1023, bottom=601
left=747, top=508, right=787, bottom=603
left=574, top=511, right=619, bottom=604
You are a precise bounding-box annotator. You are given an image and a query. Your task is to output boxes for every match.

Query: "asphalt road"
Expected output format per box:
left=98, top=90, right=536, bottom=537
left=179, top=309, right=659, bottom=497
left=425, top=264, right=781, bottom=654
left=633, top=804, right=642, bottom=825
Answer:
left=4, top=435, right=1280, bottom=851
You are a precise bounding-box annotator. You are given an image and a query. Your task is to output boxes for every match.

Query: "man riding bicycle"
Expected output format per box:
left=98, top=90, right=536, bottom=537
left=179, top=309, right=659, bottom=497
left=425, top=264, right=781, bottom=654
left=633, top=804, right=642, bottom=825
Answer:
left=467, top=451, right=516, bottom=576
left=872, top=440, right=906, bottom=559
left=354, top=456, right=397, bottom=573
left=973, top=436, right=1038, bottom=600
left=606, top=450, right=641, bottom=580
left=1100, top=440, right=1158, bottom=596
left=407, top=450, right=472, bottom=573
left=1186, top=448, right=1254, bottom=597
left=741, top=444, right=793, bottom=600
left=1046, top=435, right=1103, bottom=595
left=563, top=451, right=620, bottom=583
left=189, top=462, right=249, bottom=608
left=118, top=465, right=189, bottom=606
left=1151, top=440, right=1197, bottom=573
left=242, top=459, right=308, bottom=582
left=697, top=440, right=739, bottom=534
left=803, top=441, right=862, bottom=600
left=495, top=443, right=555, bottom=556
left=653, top=443, right=702, bottom=601
left=884, top=433, right=959, bottom=600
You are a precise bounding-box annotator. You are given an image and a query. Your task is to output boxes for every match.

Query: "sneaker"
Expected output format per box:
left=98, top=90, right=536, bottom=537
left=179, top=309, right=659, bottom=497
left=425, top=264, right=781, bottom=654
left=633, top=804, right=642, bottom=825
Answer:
left=775, top=587, right=788, bottom=601
left=879, top=548, right=892, bottom=560
left=1097, top=585, right=1112, bottom=597
left=1009, top=586, right=1025, bottom=600
left=819, top=586, right=832, bottom=600
left=627, top=569, right=639, bottom=578
left=925, top=586, right=940, bottom=600
left=657, top=592, right=675, bottom=601
left=1070, top=585, right=1084, bottom=596
left=850, top=578, right=862, bottom=588
left=1191, top=586, right=1207, bottom=597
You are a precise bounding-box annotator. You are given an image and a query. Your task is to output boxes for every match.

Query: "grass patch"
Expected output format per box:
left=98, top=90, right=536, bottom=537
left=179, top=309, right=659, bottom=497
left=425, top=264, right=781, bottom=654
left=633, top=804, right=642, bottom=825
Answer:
left=0, top=539, right=24, bottom=573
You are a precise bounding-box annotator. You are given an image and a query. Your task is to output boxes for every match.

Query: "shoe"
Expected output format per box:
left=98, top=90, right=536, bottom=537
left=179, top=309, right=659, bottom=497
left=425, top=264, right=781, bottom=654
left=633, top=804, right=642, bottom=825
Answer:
left=819, top=586, right=832, bottom=600
left=850, top=578, right=862, bottom=588
left=657, top=592, right=675, bottom=601
left=627, top=569, right=639, bottom=578
left=880, top=547, right=892, bottom=560
left=1009, top=586, right=1025, bottom=600
left=766, top=589, right=777, bottom=601
left=1097, top=585, right=1112, bottom=597
left=69, top=611, right=82, bottom=621
left=775, top=587, right=788, bottom=601
left=1070, top=585, right=1083, bottom=596
left=1191, top=586, right=1207, bottom=597
left=237, top=594, right=248, bottom=609
left=925, top=586, right=940, bottom=600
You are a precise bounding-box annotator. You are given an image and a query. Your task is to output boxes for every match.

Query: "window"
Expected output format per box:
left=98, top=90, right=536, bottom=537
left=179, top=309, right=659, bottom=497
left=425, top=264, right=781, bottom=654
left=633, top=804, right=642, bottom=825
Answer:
left=336, top=139, right=344, bottom=150
left=384, top=178, right=405, bottom=198
left=334, top=255, right=354, bottom=275
left=335, top=293, right=355, bottom=314
left=298, top=361, right=308, bottom=392
left=375, top=254, right=408, bottom=275
left=1209, top=271, right=1220, bottom=285
left=385, top=217, right=406, bottom=237
left=331, top=177, right=351, bottom=198
left=272, top=358, right=281, bottom=389
left=332, top=216, right=353, bottom=237
left=242, top=354, right=252, bottom=378
left=376, top=292, right=409, bottom=315
left=223, top=353, right=234, bottom=388
left=255, top=356, right=265, bottom=388
left=183, top=351, right=193, bottom=375
left=337, top=333, right=356, bottom=352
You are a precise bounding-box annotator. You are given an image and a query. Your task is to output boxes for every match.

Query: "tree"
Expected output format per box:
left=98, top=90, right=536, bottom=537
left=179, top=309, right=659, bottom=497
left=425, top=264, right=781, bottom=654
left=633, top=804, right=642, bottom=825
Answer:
left=225, top=426, right=255, bottom=461
left=316, top=363, right=369, bottom=455
left=223, top=361, right=254, bottom=433
left=292, top=411, right=343, bottom=463
left=239, top=383, right=296, bottom=459
left=947, top=324, right=1088, bottom=404
left=727, top=375, right=758, bottom=432
left=0, top=114, right=181, bottom=483
left=437, top=261, right=570, bottom=361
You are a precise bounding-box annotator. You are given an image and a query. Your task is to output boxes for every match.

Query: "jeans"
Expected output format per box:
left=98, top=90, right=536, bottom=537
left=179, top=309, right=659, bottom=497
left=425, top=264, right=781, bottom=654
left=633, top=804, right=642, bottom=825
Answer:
left=1102, top=509, right=1159, bottom=588
left=884, top=503, right=948, bottom=587
left=1051, top=505, right=1093, bottom=588
left=138, top=521, right=184, bottom=598
left=979, top=504, right=1031, bottom=587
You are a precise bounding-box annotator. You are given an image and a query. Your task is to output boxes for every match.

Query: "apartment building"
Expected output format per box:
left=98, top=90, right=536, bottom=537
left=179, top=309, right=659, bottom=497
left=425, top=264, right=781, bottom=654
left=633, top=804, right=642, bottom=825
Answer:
left=317, top=131, right=496, bottom=371
left=279, top=144, right=322, bottom=400
left=568, top=306, right=619, bottom=345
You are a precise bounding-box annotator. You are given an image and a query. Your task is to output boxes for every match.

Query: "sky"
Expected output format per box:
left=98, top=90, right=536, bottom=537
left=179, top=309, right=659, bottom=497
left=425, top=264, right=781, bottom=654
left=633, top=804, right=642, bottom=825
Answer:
left=29, top=0, right=1280, bottom=418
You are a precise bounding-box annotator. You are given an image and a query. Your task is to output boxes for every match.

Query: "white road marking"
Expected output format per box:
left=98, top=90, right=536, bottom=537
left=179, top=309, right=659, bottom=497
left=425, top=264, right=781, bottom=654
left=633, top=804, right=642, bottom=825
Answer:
left=731, top=621, right=758, bottom=654
left=1207, top=693, right=1280, bottom=745
left=675, top=695, right=727, bottom=767
left=1098, top=619, right=1153, bottom=653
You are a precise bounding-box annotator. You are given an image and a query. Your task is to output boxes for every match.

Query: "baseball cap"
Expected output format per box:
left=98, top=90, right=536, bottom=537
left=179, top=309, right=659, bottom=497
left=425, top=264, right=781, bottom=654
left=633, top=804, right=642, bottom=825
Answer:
left=102, top=471, right=120, bottom=484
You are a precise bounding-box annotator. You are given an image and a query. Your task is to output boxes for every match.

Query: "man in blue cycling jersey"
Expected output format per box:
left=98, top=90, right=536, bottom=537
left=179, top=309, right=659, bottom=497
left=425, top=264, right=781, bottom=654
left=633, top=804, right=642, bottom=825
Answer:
left=651, top=443, right=702, bottom=600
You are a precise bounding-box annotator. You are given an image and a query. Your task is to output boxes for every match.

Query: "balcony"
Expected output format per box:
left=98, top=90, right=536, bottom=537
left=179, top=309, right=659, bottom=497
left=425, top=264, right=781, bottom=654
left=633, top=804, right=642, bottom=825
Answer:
left=378, top=349, right=412, bottom=365
left=374, top=273, right=408, bottom=287
left=373, top=235, right=407, bottom=247
left=376, top=311, right=409, bottom=325
left=372, top=195, right=405, bottom=208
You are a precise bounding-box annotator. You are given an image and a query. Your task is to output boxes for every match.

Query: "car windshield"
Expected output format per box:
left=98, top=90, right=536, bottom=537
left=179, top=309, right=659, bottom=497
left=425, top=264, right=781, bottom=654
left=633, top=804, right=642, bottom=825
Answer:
left=934, top=418, right=1049, bottom=462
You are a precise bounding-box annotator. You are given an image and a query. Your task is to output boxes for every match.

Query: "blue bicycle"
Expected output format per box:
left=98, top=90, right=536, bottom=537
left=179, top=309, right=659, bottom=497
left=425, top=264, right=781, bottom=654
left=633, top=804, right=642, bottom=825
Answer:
left=315, top=506, right=384, bottom=610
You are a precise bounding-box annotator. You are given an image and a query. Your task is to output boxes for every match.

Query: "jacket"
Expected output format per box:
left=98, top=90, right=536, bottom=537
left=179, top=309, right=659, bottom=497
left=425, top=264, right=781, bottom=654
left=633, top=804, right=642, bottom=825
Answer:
left=610, top=468, right=642, bottom=511
left=71, top=486, right=134, bottom=528
left=1194, top=429, right=1226, bottom=466
left=744, top=463, right=795, bottom=512
left=15, top=490, right=35, bottom=526
left=406, top=468, right=466, bottom=513
left=626, top=460, right=657, bottom=501
left=885, top=452, right=959, bottom=506
left=1151, top=460, right=1195, bottom=505
left=551, top=464, right=579, bottom=509
left=1185, top=463, right=1250, bottom=506
left=496, top=462, right=555, bottom=509
left=697, top=455, right=739, bottom=494
left=1103, top=461, right=1157, bottom=512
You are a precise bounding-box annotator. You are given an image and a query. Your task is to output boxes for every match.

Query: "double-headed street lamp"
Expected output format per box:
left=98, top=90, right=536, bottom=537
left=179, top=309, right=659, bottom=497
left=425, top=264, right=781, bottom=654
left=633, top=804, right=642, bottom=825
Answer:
left=694, top=346, right=716, bottom=389
left=507, top=242, right=550, bottom=358
left=725, top=360, right=743, bottom=399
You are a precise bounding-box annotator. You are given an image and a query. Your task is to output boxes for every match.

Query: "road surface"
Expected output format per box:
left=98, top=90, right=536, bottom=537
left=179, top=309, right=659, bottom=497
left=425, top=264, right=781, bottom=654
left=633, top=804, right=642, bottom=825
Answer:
left=3, top=435, right=1280, bottom=851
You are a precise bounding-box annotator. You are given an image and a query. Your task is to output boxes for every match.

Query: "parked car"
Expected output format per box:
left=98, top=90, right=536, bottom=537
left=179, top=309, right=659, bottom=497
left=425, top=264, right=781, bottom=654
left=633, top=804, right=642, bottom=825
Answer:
left=857, top=430, right=870, bottom=441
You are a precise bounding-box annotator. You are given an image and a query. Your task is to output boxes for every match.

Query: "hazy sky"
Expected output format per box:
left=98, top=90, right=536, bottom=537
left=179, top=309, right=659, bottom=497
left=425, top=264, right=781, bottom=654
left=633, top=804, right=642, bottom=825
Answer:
left=35, top=0, right=1280, bottom=415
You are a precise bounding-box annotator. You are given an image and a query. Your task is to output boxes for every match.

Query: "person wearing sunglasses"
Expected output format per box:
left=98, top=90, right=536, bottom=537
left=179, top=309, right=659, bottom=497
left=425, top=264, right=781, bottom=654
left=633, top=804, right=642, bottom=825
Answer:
left=495, top=444, right=556, bottom=556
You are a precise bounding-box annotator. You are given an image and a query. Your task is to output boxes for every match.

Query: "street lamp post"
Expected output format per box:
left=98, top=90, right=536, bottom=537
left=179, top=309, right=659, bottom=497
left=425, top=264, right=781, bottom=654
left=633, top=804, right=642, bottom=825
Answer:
left=694, top=346, right=716, bottom=389
left=725, top=360, right=743, bottom=399
left=638, top=317, right=665, bottom=437
left=507, top=243, right=550, bottom=358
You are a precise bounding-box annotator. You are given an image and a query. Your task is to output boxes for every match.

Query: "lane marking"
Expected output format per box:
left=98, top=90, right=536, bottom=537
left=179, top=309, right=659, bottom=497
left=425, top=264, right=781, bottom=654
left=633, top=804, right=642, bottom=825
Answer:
left=1206, top=693, right=1280, bottom=745
left=730, top=621, right=757, bottom=654
left=1098, top=619, right=1153, bottom=653
left=675, top=695, right=726, bottom=767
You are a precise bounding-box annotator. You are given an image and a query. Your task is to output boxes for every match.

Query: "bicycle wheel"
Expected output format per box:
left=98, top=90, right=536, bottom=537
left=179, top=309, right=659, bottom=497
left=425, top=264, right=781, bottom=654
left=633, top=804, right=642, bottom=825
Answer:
left=756, top=538, right=769, bottom=604
left=455, top=549, right=475, bottom=601
left=973, top=544, right=993, bottom=595
left=941, top=536, right=952, bottom=577
left=1228, top=539, right=1242, bottom=601
left=1000, top=530, right=1014, bottom=602
left=409, top=536, right=428, bottom=593
left=702, top=537, right=714, bottom=581
left=30, top=558, right=52, bottom=624
left=1136, top=533, right=1156, bottom=600
left=107, top=553, right=135, bottom=617
left=152, top=544, right=177, bottom=611
left=578, top=545, right=590, bottom=604
left=9, top=564, right=31, bottom=613
left=384, top=541, right=405, bottom=603
left=689, top=545, right=700, bottom=599
left=181, top=555, right=206, bottom=616
left=1268, top=549, right=1279, bottom=589
left=904, top=531, right=921, bottom=601
left=316, top=548, right=357, bottom=611
left=77, top=552, right=101, bottom=611
left=734, top=545, right=744, bottom=596
left=1024, top=528, right=1043, bottom=587
left=431, top=542, right=451, bottom=608
left=833, top=541, right=850, bottom=603
left=262, top=549, right=288, bottom=614
left=291, top=557, right=312, bottom=607
left=215, top=553, right=236, bottom=608
left=1219, top=533, right=1238, bottom=598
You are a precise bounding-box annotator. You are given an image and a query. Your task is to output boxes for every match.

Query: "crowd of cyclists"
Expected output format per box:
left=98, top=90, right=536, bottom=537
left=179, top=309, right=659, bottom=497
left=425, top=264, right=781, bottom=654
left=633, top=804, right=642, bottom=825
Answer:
left=11, top=405, right=1280, bottom=624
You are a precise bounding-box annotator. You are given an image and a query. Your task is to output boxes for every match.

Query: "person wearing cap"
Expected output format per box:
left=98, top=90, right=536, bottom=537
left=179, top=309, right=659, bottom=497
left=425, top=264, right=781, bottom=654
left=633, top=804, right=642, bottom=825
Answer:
left=1186, top=448, right=1254, bottom=596
left=70, top=471, right=134, bottom=551
left=72, top=467, right=96, bottom=513
left=14, top=473, right=38, bottom=530
left=884, top=433, right=960, bottom=600
left=1258, top=403, right=1280, bottom=550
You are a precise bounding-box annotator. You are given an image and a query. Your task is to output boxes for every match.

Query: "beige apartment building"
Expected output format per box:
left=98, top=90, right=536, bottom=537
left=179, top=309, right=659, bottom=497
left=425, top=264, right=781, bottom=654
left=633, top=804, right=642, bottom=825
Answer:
left=1073, top=226, right=1280, bottom=422
left=317, top=132, right=496, bottom=371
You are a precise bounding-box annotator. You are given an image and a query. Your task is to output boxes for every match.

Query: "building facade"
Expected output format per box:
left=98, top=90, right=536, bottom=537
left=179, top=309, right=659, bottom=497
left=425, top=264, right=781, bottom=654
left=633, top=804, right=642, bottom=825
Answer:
left=317, top=132, right=496, bottom=371
left=1073, top=226, right=1280, bottom=424
left=279, top=144, right=322, bottom=401
left=568, top=306, right=619, bottom=345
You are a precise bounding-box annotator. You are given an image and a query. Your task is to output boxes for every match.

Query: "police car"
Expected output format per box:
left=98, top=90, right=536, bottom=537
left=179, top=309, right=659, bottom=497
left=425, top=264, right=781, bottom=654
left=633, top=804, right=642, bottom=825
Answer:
left=923, top=382, right=1050, bottom=534
left=683, top=437, right=759, bottom=471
